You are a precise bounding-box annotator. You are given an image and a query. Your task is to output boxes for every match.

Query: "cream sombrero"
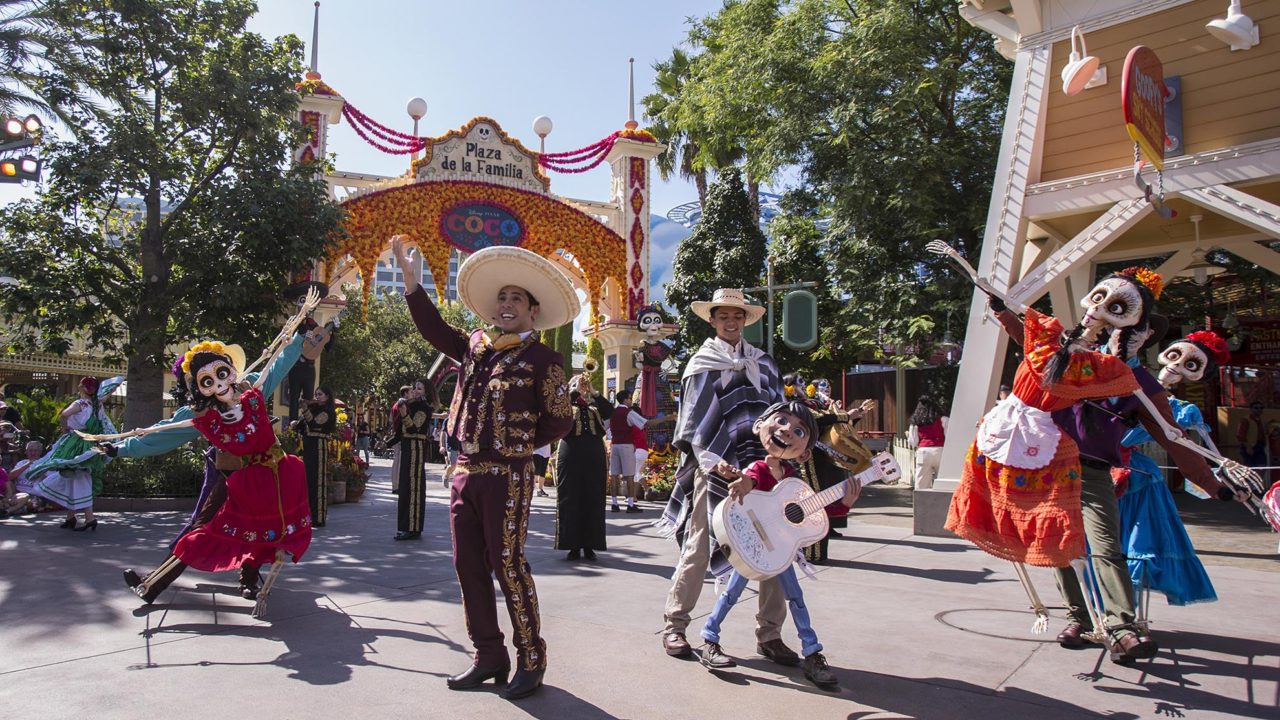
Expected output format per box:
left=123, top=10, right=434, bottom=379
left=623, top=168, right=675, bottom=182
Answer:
left=690, top=288, right=765, bottom=326
left=457, top=246, right=580, bottom=331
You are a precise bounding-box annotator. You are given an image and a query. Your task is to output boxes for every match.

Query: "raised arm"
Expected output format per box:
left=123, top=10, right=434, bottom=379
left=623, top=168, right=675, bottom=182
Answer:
left=252, top=332, right=307, bottom=396
left=392, top=237, right=470, bottom=361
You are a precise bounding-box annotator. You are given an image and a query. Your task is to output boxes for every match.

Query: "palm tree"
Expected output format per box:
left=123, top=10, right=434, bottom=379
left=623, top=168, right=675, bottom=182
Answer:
left=643, top=47, right=709, bottom=208
left=0, top=0, right=97, bottom=126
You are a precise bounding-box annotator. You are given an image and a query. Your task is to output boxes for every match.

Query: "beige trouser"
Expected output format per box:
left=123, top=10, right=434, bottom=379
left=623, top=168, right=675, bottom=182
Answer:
left=913, top=446, right=943, bottom=489
left=663, top=469, right=785, bottom=642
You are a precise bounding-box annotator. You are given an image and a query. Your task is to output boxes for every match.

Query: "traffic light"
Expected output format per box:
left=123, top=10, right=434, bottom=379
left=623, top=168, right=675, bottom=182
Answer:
left=1, top=114, right=40, bottom=153
left=0, top=114, right=42, bottom=183
left=0, top=154, right=41, bottom=183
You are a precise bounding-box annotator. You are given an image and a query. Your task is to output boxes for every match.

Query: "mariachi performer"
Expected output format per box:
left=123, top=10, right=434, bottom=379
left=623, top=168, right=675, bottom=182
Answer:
left=394, top=236, right=574, bottom=700
left=1115, top=330, right=1233, bottom=607
left=394, top=379, right=436, bottom=541
left=554, top=368, right=612, bottom=560
left=27, top=375, right=124, bottom=531
left=92, top=289, right=322, bottom=611
left=798, top=399, right=876, bottom=564
left=296, top=386, right=336, bottom=528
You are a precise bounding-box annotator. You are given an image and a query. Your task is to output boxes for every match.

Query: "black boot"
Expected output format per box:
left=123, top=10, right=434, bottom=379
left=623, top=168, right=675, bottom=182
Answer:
left=503, top=668, right=545, bottom=699
left=446, top=663, right=510, bottom=690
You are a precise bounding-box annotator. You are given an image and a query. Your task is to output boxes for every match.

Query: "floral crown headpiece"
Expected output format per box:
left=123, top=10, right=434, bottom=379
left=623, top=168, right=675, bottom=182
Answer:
left=1185, top=330, right=1231, bottom=365
left=181, top=341, right=228, bottom=377
left=179, top=340, right=245, bottom=381
left=1115, top=266, right=1164, bottom=300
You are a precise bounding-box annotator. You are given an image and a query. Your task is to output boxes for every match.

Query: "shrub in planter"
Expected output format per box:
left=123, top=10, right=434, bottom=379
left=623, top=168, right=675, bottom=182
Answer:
left=101, top=441, right=207, bottom=497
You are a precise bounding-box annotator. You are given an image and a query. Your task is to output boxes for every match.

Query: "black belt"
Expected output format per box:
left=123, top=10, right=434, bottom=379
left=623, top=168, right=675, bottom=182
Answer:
left=1079, top=456, right=1113, bottom=471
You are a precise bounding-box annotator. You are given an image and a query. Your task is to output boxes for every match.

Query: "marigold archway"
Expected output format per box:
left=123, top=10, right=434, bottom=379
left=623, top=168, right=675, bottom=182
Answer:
left=330, top=180, right=626, bottom=321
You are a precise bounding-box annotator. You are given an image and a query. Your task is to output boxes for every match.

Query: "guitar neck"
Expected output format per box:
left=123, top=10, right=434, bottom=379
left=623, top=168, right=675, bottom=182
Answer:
left=798, top=464, right=878, bottom=516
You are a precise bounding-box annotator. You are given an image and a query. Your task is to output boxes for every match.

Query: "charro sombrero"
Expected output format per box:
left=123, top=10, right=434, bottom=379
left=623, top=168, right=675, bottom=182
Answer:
left=690, top=288, right=766, bottom=326
left=457, top=246, right=580, bottom=331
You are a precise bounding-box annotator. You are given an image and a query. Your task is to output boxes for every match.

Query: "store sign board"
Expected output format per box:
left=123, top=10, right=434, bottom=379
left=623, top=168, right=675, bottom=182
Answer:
left=1122, top=46, right=1167, bottom=170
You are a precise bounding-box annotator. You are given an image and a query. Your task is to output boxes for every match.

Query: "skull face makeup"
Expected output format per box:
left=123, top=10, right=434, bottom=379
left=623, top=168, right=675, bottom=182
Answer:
left=637, top=307, right=664, bottom=337
left=1156, top=330, right=1230, bottom=389
left=196, top=359, right=238, bottom=404
left=1047, top=267, right=1162, bottom=385
left=1080, top=277, right=1145, bottom=337
left=1157, top=341, right=1209, bottom=387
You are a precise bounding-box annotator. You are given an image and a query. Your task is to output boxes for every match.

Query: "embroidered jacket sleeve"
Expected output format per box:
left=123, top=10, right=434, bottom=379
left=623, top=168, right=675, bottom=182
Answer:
left=404, top=286, right=469, bottom=362
left=534, top=354, right=572, bottom=448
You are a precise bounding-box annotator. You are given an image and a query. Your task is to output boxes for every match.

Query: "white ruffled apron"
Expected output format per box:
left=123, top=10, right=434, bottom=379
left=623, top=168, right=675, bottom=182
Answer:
left=976, top=395, right=1060, bottom=470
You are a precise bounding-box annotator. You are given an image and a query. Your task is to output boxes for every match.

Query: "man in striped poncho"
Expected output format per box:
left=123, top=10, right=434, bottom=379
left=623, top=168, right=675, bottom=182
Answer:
left=658, top=288, right=798, bottom=669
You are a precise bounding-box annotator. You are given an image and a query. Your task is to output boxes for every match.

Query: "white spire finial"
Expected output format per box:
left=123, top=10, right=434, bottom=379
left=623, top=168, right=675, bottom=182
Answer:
left=308, top=2, right=321, bottom=78
left=625, top=57, right=638, bottom=130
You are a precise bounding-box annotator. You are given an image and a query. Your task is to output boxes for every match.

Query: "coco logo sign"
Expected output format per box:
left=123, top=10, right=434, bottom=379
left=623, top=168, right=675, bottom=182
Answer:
left=440, top=201, right=524, bottom=253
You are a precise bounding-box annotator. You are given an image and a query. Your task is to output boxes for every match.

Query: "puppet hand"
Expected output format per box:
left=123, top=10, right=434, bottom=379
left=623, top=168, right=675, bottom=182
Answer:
left=727, top=475, right=754, bottom=504
left=712, top=461, right=740, bottom=480
left=95, top=442, right=118, bottom=457
left=841, top=479, right=862, bottom=508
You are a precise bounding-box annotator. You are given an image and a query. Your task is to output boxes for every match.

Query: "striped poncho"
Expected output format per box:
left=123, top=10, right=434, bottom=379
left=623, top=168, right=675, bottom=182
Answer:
left=657, top=337, right=782, bottom=576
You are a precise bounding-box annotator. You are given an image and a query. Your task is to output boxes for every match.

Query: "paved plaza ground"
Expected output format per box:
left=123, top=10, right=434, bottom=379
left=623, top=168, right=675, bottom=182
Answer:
left=1, top=458, right=1276, bottom=719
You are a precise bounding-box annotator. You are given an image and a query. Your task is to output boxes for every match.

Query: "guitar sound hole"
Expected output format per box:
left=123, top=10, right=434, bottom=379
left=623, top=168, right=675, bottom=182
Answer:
left=783, top=503, right=805, bottom=524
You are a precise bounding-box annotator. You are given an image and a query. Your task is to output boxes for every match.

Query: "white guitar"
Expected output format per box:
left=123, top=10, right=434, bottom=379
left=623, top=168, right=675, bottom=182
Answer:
left=712, top=452, right=902, bottom=581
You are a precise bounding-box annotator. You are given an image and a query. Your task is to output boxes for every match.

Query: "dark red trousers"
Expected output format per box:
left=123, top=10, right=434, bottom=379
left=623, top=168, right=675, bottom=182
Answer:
left=450, top=452, right=545, bottom=671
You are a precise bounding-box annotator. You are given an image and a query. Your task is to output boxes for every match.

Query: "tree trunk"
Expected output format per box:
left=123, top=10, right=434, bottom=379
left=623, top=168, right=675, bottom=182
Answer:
left=123, top=326, right=167, bottom=429
left=747, top=177, right=761, bottom=225
left=694, top=170, right=708, bottom=209
left=124, top=170, right=171, bottom=429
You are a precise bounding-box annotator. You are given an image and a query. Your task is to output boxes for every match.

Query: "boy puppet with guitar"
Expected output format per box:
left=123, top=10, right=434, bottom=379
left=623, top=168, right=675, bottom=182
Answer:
left=698, top=400, right=860, bottom=689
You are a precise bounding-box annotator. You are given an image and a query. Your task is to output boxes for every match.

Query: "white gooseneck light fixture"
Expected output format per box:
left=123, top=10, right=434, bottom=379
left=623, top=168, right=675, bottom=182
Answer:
left=1061, top=26, right=1106, bottom=96
left=1206, top=0, right=1260, bottom=51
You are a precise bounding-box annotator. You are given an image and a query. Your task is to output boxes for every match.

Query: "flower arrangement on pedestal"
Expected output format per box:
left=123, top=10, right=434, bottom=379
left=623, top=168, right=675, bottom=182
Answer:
left=328, top=439, right=369, bottom=502
left=641, top=448, right=678, bottom=501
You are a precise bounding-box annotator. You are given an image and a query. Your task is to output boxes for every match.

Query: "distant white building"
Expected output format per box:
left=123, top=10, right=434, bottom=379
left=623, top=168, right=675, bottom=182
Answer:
left=372, top=247, right=461, bottom=300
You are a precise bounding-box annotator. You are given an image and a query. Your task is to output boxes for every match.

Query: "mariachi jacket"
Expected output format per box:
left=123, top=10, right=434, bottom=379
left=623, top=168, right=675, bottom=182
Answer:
left=405, top=287, right=572, bottom=459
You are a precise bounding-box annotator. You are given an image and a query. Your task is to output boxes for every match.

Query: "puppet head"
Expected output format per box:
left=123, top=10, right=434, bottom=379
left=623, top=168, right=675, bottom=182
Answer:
left=178, top=341, right=246, bottom=411
left=752, top=400, right=819, bottom=463
left=636, top=303, right=667, bottom=338
left=1157, top=330, right=1229, bottom=388
left=1049, top=266, right=1163, bottom=383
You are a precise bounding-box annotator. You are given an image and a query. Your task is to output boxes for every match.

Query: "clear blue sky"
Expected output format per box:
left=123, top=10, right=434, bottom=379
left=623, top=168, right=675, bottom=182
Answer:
left=4, top=0, right=730, bottom=299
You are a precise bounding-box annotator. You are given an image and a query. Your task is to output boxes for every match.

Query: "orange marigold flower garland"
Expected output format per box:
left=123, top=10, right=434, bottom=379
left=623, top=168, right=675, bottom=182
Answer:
left=331, top=180, right=627, bottom=322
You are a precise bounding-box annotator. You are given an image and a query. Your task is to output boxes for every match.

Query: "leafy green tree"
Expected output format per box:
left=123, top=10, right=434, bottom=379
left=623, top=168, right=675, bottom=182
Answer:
left=550, top=321, right=574, bottom=372
left=322, top=291, right=480, bottom=411
left=659, top=0, right=1010, bottom=364
left=0, top=0, right=343, bottom=428
left=664, top=168, right=768, bottom=358
left=586, top=336, right=604, bottom=391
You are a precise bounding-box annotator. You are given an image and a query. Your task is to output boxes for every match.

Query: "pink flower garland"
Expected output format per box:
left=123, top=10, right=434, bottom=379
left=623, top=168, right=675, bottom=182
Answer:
left=538, top=132, right=620, bottom=174
left=342, top=103, right=425, bottom=155
left=340, top=101, right=639, bottom=174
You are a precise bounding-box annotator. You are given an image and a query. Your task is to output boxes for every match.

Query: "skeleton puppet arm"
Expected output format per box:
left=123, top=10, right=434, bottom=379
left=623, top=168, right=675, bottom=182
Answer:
left=1133, top=388, right=1259, bottom=500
